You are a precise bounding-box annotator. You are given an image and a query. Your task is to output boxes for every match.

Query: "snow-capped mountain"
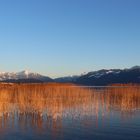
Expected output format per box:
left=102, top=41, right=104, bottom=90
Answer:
left=0, top=66, right=140, bottom=85
left=53, top=66, right=140, bottom=85
left=0, top=70, right=53, bottom=82
left=54, top=69, right=123, bottom=84
left=75, top=66, right=140, bottom=86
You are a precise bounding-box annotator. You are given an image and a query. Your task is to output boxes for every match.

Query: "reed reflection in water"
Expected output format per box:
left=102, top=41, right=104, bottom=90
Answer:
left=0, top=83, right=140, bottom=140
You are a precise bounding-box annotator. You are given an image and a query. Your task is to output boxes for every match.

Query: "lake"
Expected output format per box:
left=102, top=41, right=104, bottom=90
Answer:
left=0, top=83, right=140, bottom=140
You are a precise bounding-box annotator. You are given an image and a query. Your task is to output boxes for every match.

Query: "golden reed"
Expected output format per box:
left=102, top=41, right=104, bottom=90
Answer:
left=0, top=83, right=139, bottom=120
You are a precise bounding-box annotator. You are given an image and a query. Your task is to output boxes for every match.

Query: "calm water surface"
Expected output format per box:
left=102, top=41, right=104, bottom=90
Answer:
left=0, top=84, right=140, bottom=140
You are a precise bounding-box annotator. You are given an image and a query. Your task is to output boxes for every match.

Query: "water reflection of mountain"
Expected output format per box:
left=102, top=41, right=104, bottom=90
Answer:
left=0, top=83, right=140, bottom=124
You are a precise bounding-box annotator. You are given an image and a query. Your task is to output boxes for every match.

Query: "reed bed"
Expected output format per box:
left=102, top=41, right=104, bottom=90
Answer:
left=0, top=83, right=139, bottom=120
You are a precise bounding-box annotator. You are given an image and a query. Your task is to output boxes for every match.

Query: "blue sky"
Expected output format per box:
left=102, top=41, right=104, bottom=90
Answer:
left=0, top=0, right=140, bottom=77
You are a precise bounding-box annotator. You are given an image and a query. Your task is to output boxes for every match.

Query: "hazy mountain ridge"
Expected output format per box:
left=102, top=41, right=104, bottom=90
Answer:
left=0, top=70, right=53, bottom=83
left=0, top=66, right=140, bottom=85
left=54, top=75, right=80, bottom=83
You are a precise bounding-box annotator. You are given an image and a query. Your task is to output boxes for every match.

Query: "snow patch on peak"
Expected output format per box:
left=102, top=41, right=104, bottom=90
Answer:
left=106, top=70, right=113, bottom=74
left=18, top=70, right=30, bottom=75
left=23, top=70, right=29, bottom=75
left=0, top=72, right=6, bottom=74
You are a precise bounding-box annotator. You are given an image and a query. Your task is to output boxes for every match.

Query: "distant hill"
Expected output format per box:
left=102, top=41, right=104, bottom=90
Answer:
left=54, top=76, right=79, bottom=83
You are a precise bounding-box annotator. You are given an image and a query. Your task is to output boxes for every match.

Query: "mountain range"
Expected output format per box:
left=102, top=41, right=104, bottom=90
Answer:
left=0, top=70, right=53, bottom=83
left=0, top=66, right=140, bottom=85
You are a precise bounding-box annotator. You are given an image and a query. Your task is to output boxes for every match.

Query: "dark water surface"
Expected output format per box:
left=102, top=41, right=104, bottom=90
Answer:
left=0, top=84, right=140, bottom=140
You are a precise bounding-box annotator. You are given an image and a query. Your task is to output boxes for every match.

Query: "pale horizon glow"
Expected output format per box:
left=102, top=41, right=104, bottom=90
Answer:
left=0, top=65, right=138, bottom=79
